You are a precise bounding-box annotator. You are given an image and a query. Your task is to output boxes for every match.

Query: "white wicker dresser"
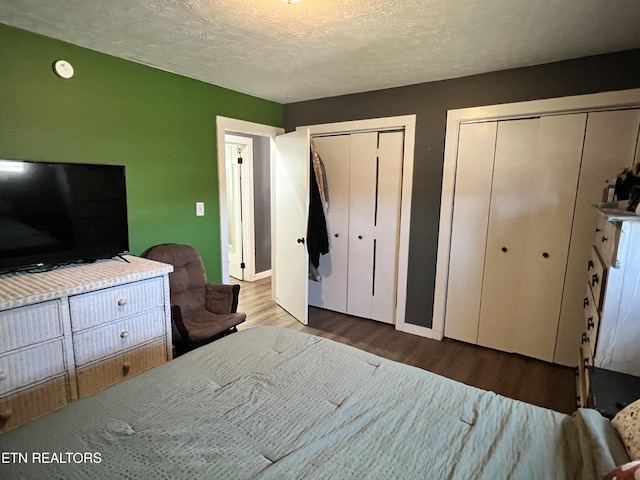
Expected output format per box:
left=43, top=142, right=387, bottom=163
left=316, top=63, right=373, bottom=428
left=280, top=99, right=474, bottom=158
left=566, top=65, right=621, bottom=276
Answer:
left=0, top=255, right=173, bottom=433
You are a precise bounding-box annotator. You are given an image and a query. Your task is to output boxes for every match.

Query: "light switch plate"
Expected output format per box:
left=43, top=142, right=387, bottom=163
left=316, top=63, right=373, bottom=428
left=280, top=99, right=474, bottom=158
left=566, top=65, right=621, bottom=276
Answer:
left=196, top=202, right=205, bottom=216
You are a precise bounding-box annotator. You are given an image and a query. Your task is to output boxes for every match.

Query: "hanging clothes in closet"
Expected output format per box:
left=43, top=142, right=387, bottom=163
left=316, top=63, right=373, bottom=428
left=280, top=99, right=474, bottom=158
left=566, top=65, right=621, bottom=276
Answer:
left=307, top=139, right=329, bottom=281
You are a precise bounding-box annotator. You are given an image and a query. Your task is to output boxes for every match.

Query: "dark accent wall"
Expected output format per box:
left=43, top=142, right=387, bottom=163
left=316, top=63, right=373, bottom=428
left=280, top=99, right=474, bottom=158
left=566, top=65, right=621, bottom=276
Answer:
left=284, top=49, right=640, bottom=328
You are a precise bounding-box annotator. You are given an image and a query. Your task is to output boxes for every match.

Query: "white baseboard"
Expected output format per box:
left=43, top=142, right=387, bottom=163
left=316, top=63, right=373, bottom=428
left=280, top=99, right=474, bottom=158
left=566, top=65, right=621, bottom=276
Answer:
left=254, top=270, right=272, bottom=281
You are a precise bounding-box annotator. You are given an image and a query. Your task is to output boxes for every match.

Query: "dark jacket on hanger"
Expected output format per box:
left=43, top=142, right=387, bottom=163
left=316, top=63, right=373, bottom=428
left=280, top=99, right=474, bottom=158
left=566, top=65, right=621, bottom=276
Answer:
left=307, top=157, right=329, bottom=269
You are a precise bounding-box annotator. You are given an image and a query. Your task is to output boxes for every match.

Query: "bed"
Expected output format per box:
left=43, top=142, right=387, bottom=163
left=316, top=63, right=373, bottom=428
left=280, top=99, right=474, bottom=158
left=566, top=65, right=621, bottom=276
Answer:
left=0, top=326, right=633, bottom=479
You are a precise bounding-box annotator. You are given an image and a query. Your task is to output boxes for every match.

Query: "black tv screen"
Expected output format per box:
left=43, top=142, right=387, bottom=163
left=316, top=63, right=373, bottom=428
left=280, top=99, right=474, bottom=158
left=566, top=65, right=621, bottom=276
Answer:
left=0, top=159, right=129, bottom=273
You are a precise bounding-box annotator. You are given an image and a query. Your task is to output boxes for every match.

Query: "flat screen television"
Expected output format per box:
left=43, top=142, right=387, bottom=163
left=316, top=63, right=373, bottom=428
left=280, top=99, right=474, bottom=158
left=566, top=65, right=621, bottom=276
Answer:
left=0, top=159, right=129, bottom=273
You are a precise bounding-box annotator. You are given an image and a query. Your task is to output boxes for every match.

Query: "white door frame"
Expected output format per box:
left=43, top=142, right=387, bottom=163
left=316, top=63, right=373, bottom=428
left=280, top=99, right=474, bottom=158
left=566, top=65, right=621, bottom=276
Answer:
left=225, top=134, right=255, bottom=281
left=216, top=117, right=284, bottom=284
left=433, top=88, right=640, bottom=340
left=298, top=114, right=418, bottom=335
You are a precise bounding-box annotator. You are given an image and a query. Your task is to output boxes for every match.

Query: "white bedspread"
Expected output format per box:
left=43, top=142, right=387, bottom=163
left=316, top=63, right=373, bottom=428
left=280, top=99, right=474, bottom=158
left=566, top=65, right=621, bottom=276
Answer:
left=0, top=326, right=629, bottom=479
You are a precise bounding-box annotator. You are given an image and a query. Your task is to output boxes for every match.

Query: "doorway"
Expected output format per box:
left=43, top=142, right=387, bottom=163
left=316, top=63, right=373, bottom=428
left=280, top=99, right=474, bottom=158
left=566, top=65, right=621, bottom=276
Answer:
left=225, top=134, right=253, bottom=281
left=216, top=117, right=284, bottom=285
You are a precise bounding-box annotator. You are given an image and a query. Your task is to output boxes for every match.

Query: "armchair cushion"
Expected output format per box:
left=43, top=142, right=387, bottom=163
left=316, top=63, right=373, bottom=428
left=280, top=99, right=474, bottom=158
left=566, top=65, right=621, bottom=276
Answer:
left=184, top=309, right=247, bottom=343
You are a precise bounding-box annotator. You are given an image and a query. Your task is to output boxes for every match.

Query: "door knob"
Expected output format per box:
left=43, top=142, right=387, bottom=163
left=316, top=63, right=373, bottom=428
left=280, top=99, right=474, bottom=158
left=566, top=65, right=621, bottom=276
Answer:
left=334, top=233, right=339, bottom=238
left=297, top=238, right=305, bottom=244
left=501, top=247, right=508, bottom=253
left=358, top=235, right=363, bottom=240
left=542, top=252, right=550, bottom=258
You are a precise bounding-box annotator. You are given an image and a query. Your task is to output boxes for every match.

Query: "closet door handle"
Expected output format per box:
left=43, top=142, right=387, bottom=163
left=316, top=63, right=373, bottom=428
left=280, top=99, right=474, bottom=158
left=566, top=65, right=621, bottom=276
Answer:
left=358, top=235, right=363, bottom=240
left=334, top=233, right=339, bottom=238
left=297, top=238, right=305, bottom=244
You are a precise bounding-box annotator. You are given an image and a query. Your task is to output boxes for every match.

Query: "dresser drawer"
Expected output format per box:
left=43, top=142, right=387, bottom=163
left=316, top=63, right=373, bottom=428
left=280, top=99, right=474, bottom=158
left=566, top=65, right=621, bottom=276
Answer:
left=76, top=338, right=167, bottom=397
left=582, top=284, right=601, bottom=358
left=577, top=345, right=591, bottom=408
left=0, top=375, right=68, bottom=433
left=587, top=246, right=606, bottom=310
left=594, top=216, right=621, bottom=268
left=0, top=301, right=62, bottom=352
left=72, top=309, right=165, bottom=366
left=69, top=277, right=165, bottom=331
left=0, top=339, right=66, bottom=396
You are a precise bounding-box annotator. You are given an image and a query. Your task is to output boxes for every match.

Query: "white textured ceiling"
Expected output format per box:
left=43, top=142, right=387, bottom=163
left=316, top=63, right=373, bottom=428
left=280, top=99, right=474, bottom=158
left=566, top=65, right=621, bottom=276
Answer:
left=2, top=0, right=640, bottom=103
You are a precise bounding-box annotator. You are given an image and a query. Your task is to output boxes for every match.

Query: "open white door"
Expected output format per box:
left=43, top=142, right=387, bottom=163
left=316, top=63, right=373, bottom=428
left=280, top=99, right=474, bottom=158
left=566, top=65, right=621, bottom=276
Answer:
left=274, top=129, right=310, bottom=324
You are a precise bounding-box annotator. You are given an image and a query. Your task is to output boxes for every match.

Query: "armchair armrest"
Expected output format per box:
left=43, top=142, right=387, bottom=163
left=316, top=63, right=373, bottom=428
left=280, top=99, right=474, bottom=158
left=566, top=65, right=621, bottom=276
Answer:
left=205, top=283, right=240, bottom=314
left=170, top=304, right=190, bottom=345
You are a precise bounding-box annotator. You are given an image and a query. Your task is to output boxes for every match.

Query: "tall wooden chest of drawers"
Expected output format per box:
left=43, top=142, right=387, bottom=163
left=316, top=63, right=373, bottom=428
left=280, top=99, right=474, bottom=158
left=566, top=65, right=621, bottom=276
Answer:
left=578, top=206, right=640, bottom=407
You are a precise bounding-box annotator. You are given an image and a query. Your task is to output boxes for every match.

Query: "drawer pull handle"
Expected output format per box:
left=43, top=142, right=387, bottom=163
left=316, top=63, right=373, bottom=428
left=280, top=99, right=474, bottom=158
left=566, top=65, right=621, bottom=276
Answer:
left=501, top=247, right=508, bottom=253
left=542, top=252, right=550, bottom=259
left=601, top=236, right=608, bottom=243
left=595, top=227, right=602, bottom=233
left=583, top=297, right=589, bottom=308
left=581, top=333, right=587, bottom=344
left=122, top=362, right=131, bottom=376
left=587, top=317, right=595, bottom=330
left=587, top=260, right=594, bottom=270
left=591, top=274, right=599, bottom=286
left=120, top=331, right=129, bottom=339
left=117, top=298, right=127, bottom=306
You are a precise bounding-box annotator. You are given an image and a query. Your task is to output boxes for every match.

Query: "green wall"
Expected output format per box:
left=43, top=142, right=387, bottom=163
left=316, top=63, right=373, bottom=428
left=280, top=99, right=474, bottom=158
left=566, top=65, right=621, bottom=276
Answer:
left=0, top=23, right=283, bottom=280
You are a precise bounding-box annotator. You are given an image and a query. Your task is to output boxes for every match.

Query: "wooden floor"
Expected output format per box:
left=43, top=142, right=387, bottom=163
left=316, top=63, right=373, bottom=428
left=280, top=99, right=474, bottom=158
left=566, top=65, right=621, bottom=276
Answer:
left=235, top=276, right=578, bottom=415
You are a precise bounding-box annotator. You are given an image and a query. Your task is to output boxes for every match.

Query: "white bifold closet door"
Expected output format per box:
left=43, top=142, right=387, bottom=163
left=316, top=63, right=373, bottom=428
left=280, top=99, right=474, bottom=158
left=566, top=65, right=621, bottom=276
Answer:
left=445, top=114, right=586, bottom=362
left=309, top=131, right=404, bottom=324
